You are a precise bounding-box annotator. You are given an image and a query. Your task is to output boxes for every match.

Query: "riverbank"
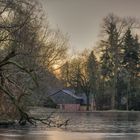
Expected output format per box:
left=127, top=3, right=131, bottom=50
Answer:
left=29, top=106, right=140, bottom=114
left=0, top=106, right=140, bottom=128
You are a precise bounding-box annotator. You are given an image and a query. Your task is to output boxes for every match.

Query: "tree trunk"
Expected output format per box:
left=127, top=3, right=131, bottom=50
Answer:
left=86, top=94, right=90, bottom=111
left=112, top=43, right=119, bottom=110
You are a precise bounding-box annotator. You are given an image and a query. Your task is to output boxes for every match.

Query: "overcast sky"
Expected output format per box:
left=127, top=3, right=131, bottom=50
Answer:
left=41, top=0, right=140, bottom=51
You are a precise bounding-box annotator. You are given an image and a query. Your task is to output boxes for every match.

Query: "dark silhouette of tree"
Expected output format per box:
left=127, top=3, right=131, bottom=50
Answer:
left=122, top=29, right=140, bottom=110
left=87, top=51, right=98, bottom=110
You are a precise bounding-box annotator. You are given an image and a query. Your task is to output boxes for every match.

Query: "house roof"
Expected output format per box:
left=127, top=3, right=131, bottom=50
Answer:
left=50, top=89, right=83, bottom=100
left=62, top=89, right=83, bottom=100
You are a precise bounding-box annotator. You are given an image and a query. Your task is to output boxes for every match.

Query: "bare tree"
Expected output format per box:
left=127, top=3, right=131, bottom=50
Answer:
left=0, top=0, right=69, bottom=125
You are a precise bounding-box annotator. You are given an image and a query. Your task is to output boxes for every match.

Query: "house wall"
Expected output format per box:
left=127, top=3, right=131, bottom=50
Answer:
left=59, top=104, right=80, bottom=111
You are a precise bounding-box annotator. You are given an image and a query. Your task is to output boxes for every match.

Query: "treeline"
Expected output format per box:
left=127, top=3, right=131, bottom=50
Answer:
left=60, top=14, right=140, bottom=111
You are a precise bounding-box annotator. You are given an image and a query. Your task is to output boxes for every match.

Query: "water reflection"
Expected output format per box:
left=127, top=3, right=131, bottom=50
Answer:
left=0, top=111, right=140, bottom=140
left=59, top=112, right=140, bottom=133
left=0, top=130, right=140, bottom=140
left=0, top=129, right=49, bottom=140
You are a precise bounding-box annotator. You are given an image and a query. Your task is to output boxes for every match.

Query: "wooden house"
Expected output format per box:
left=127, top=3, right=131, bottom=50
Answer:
left=49, top=89, right=84, bottom=111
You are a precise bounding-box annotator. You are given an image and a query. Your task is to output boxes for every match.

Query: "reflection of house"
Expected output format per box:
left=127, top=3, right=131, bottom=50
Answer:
left=49, top=89, right=84, bottom=111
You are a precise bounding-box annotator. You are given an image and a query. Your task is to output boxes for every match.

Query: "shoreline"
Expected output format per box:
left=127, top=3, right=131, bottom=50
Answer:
left=29, top=106, right=140, bottom=113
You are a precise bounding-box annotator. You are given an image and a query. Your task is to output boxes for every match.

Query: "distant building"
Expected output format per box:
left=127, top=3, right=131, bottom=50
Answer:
left=49, top=89, right=85, bottom=111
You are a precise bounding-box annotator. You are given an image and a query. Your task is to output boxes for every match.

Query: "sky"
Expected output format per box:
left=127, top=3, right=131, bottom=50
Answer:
left=41, top=0, right=140, bottom=51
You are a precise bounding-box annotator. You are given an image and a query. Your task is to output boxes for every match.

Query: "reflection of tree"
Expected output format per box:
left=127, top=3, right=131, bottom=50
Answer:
left=110, top=112, right=140, bottom=133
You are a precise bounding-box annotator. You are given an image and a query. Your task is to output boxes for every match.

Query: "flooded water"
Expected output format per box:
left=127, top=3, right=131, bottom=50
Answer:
left=0, top=109, right=140, bottom=140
